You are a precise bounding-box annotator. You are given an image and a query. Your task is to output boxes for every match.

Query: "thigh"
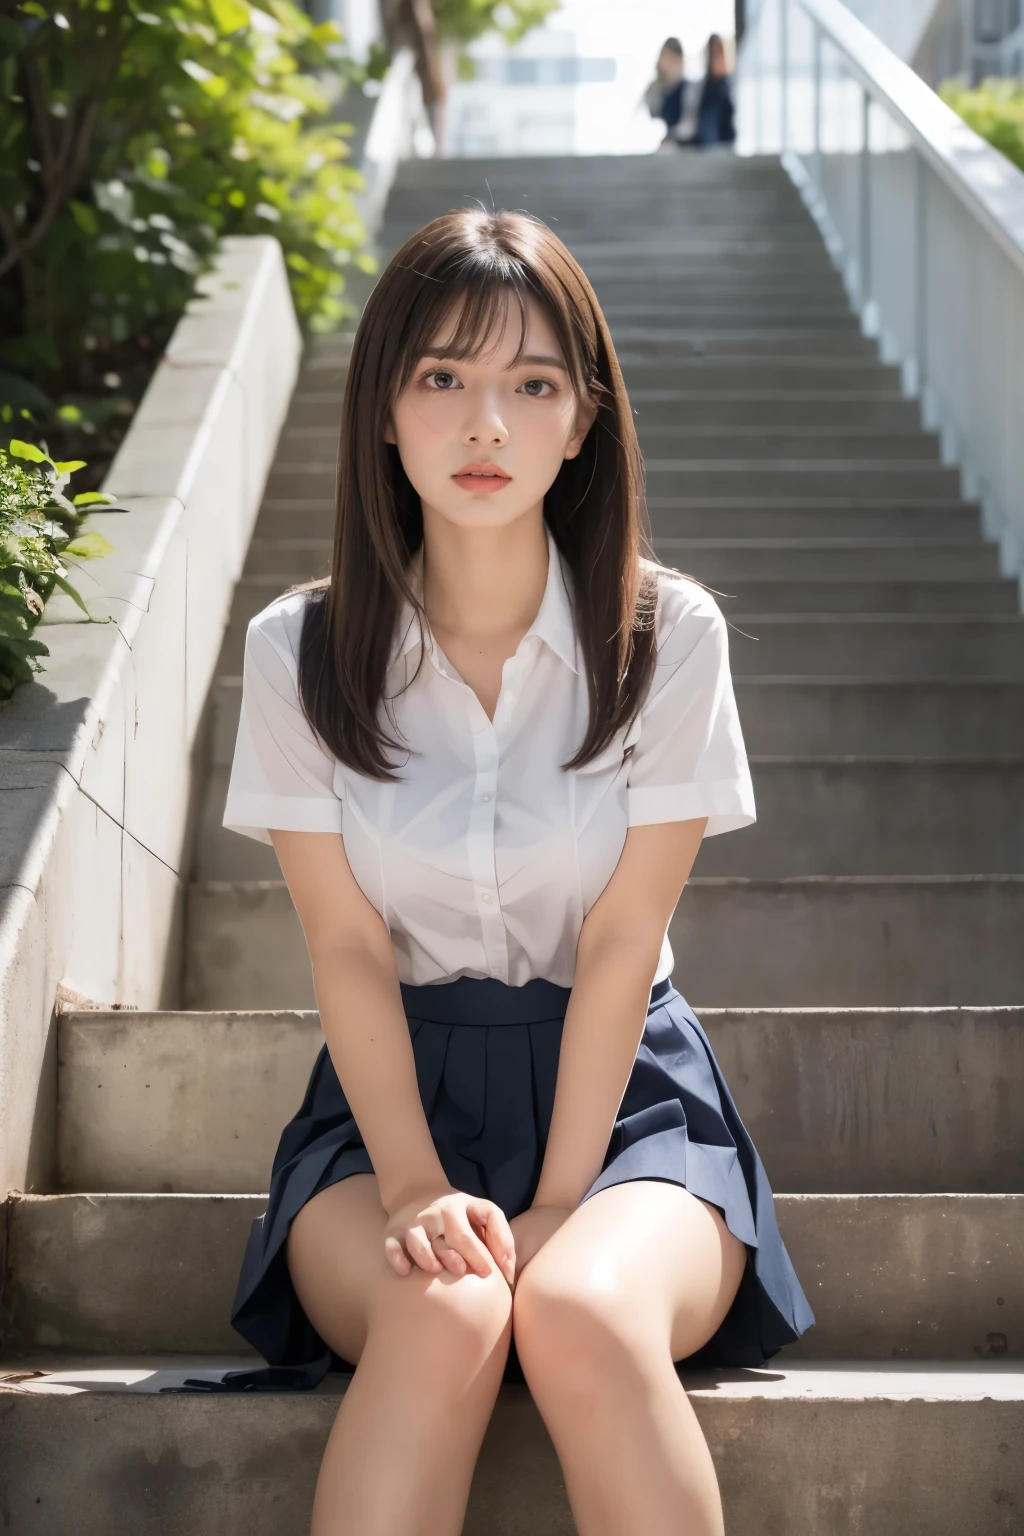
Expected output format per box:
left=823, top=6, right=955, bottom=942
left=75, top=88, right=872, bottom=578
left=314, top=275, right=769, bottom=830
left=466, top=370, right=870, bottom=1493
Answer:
left=518, top=1179, right=748, bottom=1361
left=285, top=1173, right=390, bottom=1366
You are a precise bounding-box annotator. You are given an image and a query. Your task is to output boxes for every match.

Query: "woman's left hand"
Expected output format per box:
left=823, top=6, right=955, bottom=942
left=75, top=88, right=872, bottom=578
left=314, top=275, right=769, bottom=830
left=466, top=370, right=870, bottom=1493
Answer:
left=507, top=1203, right=573, bottom=1287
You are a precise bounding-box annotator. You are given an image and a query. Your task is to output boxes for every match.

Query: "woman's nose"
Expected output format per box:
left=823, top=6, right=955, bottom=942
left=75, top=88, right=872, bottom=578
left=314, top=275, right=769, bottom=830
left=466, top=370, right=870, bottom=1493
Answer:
left=464, top=397, right=509, bottom=446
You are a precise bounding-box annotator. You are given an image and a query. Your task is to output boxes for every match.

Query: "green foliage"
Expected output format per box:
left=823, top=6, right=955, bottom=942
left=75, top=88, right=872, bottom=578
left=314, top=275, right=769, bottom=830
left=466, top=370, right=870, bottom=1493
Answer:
left=0, top=0, right=372, bottom=438
left=431, top=0, right=560, bottom=48
left=940, top=77, right=1024, bottom=174
left=0, top=440, right=117, bottom=702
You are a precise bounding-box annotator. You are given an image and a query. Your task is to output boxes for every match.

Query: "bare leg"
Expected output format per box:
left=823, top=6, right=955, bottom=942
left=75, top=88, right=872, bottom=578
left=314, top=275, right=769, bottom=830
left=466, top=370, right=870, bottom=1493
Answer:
left=511, top=1180, right=747, bottom=1536
left=286, top=1173, right=513, bottom=1535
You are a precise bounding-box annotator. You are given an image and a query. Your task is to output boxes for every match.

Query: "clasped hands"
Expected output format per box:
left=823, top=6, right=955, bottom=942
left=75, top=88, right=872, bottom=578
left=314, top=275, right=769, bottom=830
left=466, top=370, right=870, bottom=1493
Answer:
left=383, top=1187, right=571, bottom=1290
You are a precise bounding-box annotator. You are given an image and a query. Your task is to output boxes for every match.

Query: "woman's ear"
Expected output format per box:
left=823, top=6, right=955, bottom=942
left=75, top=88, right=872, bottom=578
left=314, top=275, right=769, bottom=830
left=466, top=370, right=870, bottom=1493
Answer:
left=383, top=415, right=397, bottom=446
left=564, top=392, right=599, bottom=461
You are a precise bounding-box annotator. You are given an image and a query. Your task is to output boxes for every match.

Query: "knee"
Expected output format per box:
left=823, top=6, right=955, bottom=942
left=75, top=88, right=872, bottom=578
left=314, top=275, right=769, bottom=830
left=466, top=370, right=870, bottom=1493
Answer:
left=512, top=1262, right=650, bottom=1406
left=371, top=1265, right=513, bottom=1388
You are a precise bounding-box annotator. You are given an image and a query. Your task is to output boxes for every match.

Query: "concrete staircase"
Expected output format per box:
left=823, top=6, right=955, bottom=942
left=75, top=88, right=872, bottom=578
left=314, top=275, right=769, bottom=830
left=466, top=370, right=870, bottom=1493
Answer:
left=2, top=155, right=1023, bottom=1533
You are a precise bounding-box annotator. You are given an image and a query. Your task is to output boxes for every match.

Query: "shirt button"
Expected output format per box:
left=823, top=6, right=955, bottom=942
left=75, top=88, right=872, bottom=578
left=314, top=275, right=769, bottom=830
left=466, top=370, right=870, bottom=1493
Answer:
left=480, top=892, right=493, bottom=904
left=481, top=792, right=493, bottom=802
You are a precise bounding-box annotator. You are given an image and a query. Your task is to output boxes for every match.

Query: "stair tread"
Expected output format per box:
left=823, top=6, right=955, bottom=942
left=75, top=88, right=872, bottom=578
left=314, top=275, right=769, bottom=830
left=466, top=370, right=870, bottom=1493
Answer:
left=3, top=1357, right=1022, bottom=1401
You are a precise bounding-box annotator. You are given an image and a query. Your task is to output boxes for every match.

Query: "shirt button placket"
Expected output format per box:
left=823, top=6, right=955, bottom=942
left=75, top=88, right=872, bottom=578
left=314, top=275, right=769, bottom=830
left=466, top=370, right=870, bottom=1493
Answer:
left=468, top=714, right=506, bottom=981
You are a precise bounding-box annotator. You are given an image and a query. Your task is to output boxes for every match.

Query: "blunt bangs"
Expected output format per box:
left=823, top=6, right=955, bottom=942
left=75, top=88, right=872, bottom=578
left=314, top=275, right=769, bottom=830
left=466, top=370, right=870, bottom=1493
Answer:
left=388, top=212, right=597, bottom=402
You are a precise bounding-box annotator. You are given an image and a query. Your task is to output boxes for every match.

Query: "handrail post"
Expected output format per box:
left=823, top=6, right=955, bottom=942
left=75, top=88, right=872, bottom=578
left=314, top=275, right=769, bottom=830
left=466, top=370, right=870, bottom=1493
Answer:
left=914, top=151, right=932, bottom=417
left=813, top=21, right=823, bottom=187
left=859, top=85, right=875, bottom=333
left=780, top=0, right=790, bottom=153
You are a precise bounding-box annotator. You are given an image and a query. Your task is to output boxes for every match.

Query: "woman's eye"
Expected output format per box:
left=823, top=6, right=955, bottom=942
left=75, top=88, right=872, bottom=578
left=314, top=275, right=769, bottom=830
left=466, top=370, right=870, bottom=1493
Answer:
left=520, top=378, right=554, bottom=397
left=425, top=370, right=459, bottom=390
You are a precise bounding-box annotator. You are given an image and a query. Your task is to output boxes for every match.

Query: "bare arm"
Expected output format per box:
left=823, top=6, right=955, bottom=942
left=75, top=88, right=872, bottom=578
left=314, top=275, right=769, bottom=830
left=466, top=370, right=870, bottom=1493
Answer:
left=532, top=817, right=708, bottom=1211
left=269, top=826, right=448, bottom=1215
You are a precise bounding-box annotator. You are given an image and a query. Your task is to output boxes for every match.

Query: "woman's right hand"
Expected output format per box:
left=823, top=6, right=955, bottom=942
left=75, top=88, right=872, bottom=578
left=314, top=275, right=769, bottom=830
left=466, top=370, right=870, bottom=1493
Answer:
left=384, top=1187, right=516, bottom=1287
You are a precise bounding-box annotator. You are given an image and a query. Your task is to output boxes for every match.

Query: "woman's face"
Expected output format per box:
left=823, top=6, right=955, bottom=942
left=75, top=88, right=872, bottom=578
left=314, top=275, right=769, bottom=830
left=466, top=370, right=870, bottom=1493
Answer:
left=386, top=294, right=596, bottom=535
left=658, top=46, right=682, bottom=79
left=709, top=39, right=727, bottom=76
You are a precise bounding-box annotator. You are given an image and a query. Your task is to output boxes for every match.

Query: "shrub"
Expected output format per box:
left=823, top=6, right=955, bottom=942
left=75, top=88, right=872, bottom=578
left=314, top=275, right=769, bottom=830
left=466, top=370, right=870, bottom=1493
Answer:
left=0, top=0, right=372, bottom=459
left=940, top=77, right=1024, bottom=175
left=0, top=439, right=116, bottom=702
left=431, top=0, right=560, bottom=47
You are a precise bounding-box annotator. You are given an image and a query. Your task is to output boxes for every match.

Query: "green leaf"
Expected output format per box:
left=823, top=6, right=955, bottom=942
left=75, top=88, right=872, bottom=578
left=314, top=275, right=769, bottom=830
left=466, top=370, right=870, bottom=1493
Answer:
left=69, top=200, right=99, bottom=237
left=53, top=459, right=86, bottom=474
left=56, top=404, right=84, bottom=423
left=64, top=531, right=116, bottom=559
left=72, top=492, right=115, bottom=507
left=8, top=440, right=47, bottom=464
left=209, top=0, right=250, bottom=34
left=49, top=573, right=92, bottom=617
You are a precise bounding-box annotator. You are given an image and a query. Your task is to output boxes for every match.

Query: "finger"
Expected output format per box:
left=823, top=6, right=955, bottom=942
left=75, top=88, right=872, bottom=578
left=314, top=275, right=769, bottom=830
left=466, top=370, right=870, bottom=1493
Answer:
left=431, top=1234, right=467, bottom=1278
left=473, top=1201, right=517, bottom=1276
left=442, top=1211, right=499, bottom=1279
left=384, top=1235, right=412, bottom=1277
left=405, top=1224, right=445, bottom=1274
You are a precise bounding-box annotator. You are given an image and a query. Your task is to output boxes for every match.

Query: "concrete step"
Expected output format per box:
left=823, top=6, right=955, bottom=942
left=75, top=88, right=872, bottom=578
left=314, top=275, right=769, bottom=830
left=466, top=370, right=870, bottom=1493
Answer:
left=182, top=877, right=1024, bottom=1008
left=209, top=672, right=1024, bottom=763
left=657, top=537, right=1002, bottom=580
left=724, top=615, right=1024, bottom=678
left=193, top=756, right=1024, bottom=882
left=644, top=464, right=963, bottom=500
left=647, top=500, right=982, bottom=539
left=713, top=579, right=1015, bottom=613
left=628, top=389, right=921, bottom=426
left=597, top=288, right=851, bottom=310
left=240, top=533, right=1005, bottom=585
left=5, top=1192, right=1021, bottom=1361
left=617, top=330, right=879, bottom=357
left=55, top=1006, right=1024, bottom=1196
left=618, top=360, right=903, bottom=390
left=607, top=313, right=868, bottom=335
left=695, top=758, right=1024, bottom=876
left=251, top=497, right=984, bottom=544
left=733, top=679, right=1024, bottom=756
left=262, top=462, right=963, bottom=506
left=638, top=429, right=942, bottom=462
left=2, top=1360, right=1020, bottom=1536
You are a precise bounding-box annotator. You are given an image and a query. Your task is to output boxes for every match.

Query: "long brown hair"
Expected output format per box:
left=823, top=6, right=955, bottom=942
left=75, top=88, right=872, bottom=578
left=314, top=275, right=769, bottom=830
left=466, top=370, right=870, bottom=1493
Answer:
left=291, top=206, right=661, bottom=779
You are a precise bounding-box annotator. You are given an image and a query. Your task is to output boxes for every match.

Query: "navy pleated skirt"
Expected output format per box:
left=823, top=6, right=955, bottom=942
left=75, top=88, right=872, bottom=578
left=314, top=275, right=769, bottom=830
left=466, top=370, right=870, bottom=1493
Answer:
left=167, top=974, right=813, bottom=1394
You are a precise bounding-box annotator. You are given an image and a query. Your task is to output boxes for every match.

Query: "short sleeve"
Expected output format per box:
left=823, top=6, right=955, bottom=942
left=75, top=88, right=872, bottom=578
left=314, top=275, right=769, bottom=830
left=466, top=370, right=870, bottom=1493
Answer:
left=222, top=598, right=344, bottom=846
left=626, top=578, right=755, bottom=837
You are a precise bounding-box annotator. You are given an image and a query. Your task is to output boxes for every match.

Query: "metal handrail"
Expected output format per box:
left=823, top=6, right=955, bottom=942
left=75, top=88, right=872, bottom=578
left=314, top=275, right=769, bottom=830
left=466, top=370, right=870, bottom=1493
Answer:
left=795, top=0, right=1024, bottom=278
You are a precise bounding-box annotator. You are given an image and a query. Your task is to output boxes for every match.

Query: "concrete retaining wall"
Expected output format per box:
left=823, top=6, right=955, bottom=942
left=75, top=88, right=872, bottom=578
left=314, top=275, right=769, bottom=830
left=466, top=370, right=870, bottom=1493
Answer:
left=0, top=236, right=301, bottom=1197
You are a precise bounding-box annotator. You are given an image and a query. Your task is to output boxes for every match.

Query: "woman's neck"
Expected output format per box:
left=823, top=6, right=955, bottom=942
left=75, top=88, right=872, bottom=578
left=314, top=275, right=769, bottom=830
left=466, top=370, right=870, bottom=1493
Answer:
left=419, top=513, right=549, bottom=649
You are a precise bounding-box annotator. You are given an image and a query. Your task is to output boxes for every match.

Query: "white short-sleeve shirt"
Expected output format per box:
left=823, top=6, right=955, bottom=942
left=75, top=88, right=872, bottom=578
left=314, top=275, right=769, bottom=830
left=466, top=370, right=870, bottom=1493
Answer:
left=223, top=524, right=755, bottom=987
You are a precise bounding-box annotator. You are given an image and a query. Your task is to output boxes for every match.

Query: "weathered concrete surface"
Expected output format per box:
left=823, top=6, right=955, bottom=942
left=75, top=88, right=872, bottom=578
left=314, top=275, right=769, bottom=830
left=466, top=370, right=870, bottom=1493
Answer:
left=0, top=1362, right=1021, bottom=1535
left=182, top=877, right=1024, bottom=1010
left=0, top=237, right=301, bottom=1201
left=4, top=1192, right=1021, bottom=1360
left=56, top=1008, right=1024, bottom=1195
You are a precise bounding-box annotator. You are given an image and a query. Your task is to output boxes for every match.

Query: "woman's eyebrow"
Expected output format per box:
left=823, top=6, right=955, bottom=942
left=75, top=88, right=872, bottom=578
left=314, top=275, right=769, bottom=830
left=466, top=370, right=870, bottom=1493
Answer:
left=418, top=348, right=567, bottom=369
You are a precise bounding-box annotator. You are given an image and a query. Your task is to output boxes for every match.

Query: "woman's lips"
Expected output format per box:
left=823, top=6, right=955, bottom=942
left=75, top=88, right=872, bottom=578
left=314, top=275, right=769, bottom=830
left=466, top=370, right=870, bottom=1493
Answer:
left=451, top=466, right=512, bottom=493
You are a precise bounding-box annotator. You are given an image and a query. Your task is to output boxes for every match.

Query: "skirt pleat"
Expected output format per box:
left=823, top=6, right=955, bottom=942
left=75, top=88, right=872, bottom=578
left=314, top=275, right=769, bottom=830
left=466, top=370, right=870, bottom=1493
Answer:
left=216, top=976, right=814, bottom=1394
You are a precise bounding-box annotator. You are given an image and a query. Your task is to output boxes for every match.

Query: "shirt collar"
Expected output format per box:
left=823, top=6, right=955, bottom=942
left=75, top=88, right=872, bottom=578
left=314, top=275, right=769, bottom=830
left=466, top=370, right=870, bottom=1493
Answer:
left=388, top=523, right=578, bottom=675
